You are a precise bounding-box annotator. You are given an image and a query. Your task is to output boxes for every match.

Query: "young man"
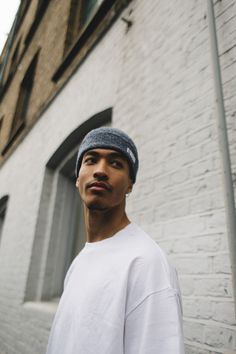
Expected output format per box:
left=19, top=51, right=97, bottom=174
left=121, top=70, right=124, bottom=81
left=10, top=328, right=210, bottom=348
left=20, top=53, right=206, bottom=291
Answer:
left=46, top=127, right=185, bottom=354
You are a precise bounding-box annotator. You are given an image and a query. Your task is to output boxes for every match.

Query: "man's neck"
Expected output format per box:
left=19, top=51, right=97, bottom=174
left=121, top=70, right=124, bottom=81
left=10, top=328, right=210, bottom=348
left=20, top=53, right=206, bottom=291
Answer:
left=84, top=206, right=130, bottom=243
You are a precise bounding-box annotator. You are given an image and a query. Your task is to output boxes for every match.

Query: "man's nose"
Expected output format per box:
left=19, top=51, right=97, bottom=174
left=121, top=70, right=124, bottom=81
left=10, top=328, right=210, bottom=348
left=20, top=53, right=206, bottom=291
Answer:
left=93, top=160, right=109, bottom=180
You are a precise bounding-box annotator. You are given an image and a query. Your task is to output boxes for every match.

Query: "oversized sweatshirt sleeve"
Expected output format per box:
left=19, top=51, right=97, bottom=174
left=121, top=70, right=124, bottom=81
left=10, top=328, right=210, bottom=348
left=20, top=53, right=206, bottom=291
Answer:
left=124, top=287, right=185, bottom=354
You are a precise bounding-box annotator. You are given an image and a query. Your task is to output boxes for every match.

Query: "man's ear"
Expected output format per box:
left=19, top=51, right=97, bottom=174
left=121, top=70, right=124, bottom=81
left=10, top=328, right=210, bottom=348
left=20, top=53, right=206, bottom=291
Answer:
left=127, top=181, right=133, bottom=194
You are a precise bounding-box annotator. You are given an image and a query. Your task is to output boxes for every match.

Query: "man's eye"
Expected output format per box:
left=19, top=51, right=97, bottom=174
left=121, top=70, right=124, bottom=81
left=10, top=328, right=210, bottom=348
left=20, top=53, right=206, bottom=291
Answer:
left=84, top=157, right=96, bottom=164
left=111, top=160, right=123, bottom=168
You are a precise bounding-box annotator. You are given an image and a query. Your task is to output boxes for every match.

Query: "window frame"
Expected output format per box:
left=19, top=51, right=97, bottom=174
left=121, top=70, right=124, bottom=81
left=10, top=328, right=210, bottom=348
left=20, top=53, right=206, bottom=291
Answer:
left=64, top=0, right=102, bottom=55
left=24, top=0, right=52, bottom=47
left=0, top=116, right=3, bottom=136
left=52, top=0, right=132, bottom=82
left=2, top=50, right=40, bottom=155
left=8, top=38, right=22, bottom=80
left=0, top=195, right=9, bottom=244
left=24, top=109, right=112, bottom=304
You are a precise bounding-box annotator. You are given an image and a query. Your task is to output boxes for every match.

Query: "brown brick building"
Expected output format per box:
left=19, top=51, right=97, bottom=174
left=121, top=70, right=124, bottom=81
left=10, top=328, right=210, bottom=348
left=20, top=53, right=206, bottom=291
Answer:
left=0, top=0, right=131, bottom=162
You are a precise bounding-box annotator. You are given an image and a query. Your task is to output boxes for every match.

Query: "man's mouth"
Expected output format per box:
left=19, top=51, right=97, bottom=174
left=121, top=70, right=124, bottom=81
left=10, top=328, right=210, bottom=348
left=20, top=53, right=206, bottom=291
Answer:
left=86, top=181, right=112, bottom=192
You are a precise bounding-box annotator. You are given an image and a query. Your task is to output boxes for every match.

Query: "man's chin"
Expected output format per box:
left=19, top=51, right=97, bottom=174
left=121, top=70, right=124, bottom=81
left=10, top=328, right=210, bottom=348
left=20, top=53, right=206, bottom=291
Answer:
left=86, top=202, right=108, bottom=212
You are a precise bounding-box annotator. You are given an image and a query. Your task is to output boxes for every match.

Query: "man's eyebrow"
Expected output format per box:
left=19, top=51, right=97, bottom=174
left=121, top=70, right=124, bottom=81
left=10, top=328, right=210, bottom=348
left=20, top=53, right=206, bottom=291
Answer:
left=83, top=150, right=126, bottom=160
left=83, top=150, right=99, bottom=158
left=108, top=152, right=126, bottom=160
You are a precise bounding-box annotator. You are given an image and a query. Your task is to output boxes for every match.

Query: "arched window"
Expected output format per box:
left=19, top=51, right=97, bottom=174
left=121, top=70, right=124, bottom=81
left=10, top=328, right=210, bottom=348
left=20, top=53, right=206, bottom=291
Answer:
left=25, top=108, right=112, bottom=303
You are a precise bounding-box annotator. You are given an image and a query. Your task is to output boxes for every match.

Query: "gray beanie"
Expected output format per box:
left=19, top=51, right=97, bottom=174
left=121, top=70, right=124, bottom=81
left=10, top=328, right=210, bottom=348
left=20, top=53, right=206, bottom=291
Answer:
left=75, top=127, right=139, bottom=183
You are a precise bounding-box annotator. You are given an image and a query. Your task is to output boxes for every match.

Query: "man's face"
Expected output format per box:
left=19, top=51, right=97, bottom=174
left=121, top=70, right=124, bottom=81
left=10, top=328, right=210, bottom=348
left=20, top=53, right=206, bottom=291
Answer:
left=76, top=149, right=133, bottom=211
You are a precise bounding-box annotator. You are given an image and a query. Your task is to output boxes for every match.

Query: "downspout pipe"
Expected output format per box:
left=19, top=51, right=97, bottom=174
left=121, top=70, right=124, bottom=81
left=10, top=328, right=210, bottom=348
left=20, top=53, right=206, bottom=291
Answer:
left=207, top=0, right=236, bottom=313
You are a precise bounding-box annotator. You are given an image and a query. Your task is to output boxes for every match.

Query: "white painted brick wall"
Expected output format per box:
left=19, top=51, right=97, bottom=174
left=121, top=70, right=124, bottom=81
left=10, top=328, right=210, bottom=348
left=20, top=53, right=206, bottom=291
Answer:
left=0, top=0, right=236, bottom=353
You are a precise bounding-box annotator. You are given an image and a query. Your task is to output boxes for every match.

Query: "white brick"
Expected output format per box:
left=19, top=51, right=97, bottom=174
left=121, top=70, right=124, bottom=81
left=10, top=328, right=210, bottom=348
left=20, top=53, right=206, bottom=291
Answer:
left=179, top=277, right=195, bottom=296
left=194, top=277, right=233, bottom=297
left=170, top=168, right=190, bottom=184
left=184, top=345, right=210, bottom=354
left=212, top=253, right=232, bottom=274
left=204, top=326, right=235, bottom=350
left=184, top=321, right=204, bottom=344
left=173, top=234, right=223, bottom=253
left=189, top=193, right=213, bottom=214
left=186, top=126, right=213, bottom=149
left=163, top=215, right=206, bottom=238
left=204, top=211, right=227, bottom=233
left=0, top=0, right=236, bottom=353
left=174, top=256, right=211, bottom=275
left=212, top=301, right=236, bottom=325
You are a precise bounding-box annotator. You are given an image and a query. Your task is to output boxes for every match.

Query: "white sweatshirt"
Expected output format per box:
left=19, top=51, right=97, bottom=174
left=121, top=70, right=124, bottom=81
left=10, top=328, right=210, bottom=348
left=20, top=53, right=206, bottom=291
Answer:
left=46, top=223, right=185, bottom=354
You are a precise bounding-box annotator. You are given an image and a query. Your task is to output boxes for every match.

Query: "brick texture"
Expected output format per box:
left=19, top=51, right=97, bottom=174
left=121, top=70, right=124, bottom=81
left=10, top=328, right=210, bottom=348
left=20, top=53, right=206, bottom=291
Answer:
left=0, top=0, right=235, bottom=353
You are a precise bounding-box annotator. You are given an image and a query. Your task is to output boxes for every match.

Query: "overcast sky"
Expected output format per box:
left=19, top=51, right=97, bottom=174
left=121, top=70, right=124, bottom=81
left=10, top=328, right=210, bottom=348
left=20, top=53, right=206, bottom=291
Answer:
left=0, top=1, right=20, bottom=53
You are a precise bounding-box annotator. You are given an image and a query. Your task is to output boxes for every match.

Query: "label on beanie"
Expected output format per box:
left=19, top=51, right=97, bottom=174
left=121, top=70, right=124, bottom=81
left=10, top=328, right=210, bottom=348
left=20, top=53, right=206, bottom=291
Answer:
left=127, top=147, right=136, bottom=163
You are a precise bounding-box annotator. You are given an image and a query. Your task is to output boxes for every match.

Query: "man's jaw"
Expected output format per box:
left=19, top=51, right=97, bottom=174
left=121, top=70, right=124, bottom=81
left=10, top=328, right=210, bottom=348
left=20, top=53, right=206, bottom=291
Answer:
left=87, top=204, right=109, bottom=212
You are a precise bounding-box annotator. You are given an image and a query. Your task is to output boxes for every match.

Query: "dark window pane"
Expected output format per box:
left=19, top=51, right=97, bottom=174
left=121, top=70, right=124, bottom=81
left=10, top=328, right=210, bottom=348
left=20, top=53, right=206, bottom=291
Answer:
left=80, top=0, right=98, bottom=26
left=9, top=51, right=39, bottom=139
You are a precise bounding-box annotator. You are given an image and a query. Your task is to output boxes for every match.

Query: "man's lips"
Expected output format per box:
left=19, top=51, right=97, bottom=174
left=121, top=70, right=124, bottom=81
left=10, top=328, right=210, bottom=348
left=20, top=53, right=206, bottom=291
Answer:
left=86, top=181, right=112, bottom=192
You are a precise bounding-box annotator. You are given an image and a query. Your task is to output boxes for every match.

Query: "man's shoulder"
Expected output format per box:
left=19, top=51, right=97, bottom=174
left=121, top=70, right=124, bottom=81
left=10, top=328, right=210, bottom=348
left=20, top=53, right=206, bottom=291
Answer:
left=126, top=223, right=178, bottom=286
left=126, top=223, right=167, bottom=260
left=123, top=224, right=181, bottom=304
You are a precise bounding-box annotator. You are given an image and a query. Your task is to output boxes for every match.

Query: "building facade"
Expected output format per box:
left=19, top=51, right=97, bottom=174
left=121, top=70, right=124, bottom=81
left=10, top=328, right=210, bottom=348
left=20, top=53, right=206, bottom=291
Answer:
left=0, top=0, right=236, bottom=353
